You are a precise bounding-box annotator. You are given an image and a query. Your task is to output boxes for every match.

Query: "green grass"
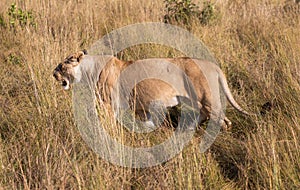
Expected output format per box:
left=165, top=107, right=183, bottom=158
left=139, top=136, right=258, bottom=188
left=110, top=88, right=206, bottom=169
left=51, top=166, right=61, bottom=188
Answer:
left=0, top=0, right=299, bottom=189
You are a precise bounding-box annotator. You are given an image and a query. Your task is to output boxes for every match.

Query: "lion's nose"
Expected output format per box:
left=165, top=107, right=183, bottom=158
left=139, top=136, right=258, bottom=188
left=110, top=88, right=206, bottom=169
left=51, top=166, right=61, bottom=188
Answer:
left=53, top=71, right=61, bottom=81
left=53, top=71, right=57, bottom=79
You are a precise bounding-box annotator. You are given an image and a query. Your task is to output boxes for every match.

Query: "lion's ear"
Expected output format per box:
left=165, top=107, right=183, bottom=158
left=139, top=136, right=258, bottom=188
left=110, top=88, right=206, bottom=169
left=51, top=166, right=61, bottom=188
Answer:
left=76, top=50, right=86, bottom=62
left=64, top=50, right=86, bottom=66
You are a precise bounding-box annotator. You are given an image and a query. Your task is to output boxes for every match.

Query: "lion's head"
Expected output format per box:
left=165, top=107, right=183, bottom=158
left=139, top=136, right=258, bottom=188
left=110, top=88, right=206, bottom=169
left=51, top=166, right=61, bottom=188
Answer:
left=53, top=50, right=87, bottom=90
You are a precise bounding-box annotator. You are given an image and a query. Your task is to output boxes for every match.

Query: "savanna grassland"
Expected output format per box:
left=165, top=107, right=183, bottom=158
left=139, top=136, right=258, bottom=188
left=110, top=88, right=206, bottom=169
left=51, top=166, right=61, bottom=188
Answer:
left=0, top=0, right=299, bottom=189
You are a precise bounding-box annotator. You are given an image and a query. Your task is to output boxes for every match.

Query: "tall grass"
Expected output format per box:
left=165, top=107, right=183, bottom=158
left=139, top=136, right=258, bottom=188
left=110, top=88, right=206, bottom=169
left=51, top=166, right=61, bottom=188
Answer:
left=0, top=0, right=299, bottom=189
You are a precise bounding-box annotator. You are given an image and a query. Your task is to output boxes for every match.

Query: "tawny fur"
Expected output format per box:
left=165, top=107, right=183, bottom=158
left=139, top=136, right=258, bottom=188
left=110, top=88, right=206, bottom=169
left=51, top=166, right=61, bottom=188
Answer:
left=53, top=51, right=250, bottom=130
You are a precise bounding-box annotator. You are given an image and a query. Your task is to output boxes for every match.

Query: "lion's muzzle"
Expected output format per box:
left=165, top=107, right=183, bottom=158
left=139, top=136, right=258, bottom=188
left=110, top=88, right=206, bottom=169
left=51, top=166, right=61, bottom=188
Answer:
left=53, top=70, right=70, bottom=90
left=53, top=70, right=62, bottom=81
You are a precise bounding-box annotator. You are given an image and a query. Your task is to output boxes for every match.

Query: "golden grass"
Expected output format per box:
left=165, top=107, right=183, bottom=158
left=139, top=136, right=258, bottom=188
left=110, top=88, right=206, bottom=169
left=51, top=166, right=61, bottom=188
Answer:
left=0, top=0, right=299, bottom=189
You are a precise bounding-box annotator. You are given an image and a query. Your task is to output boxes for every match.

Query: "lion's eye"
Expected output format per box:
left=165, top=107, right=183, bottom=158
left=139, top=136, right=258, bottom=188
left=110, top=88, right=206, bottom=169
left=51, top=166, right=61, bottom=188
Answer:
left=70, top=58, right=77, bottom=62
left=64, top=58, right=77, bottom=64
left=64, top=60, right=71, bottom=64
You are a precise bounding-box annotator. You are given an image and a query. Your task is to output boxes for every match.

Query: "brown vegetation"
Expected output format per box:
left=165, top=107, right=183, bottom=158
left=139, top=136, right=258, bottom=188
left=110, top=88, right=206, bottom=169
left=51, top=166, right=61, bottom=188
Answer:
left=0, top=0, right=299, bottom=189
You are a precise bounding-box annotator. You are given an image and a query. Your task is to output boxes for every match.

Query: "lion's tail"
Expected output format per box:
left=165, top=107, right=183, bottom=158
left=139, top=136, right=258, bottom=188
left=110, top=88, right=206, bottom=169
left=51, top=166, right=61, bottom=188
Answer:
left=217, top=67, right=250, bottom=115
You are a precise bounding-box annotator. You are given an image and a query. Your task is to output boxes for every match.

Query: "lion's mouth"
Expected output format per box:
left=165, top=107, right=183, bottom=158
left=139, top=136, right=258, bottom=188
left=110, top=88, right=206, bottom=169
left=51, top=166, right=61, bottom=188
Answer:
left=62, top=79, right=68, bottom=87
left=61, top=78, right=70, bottom=90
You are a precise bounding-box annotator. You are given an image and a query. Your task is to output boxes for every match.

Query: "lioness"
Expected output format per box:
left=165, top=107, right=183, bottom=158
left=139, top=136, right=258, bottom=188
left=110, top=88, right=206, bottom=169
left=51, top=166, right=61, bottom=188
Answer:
left=53, top=50, right=250, bottom=130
